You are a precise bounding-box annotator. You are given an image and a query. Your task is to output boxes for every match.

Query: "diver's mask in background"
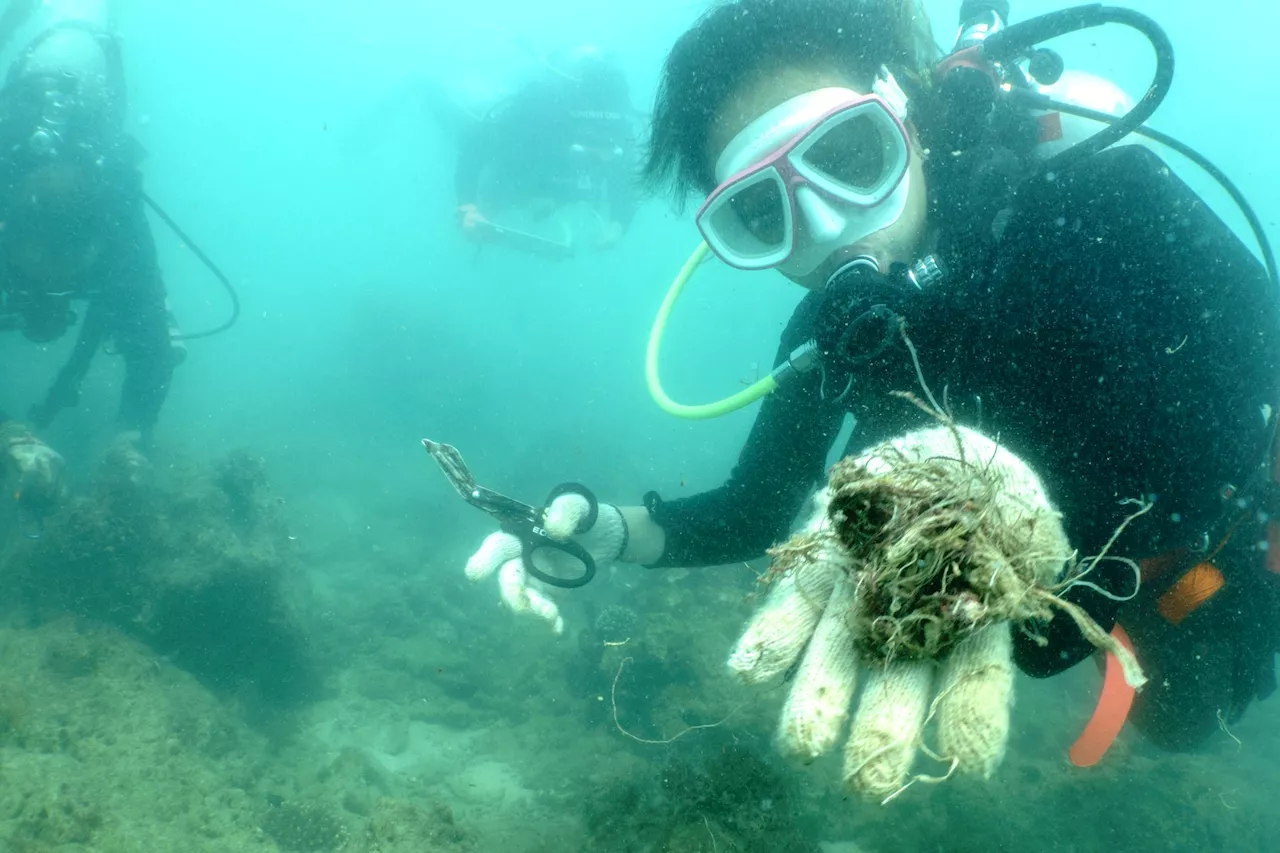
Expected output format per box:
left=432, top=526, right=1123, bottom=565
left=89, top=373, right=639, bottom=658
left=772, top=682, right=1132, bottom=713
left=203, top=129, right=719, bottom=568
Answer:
left=696, top=69, right=913, bottom=277
left=0, top=24, right=123, bottom=165
left=26, top=71, right=80, bottom=157
left=0, top=27, right=125, bottom=284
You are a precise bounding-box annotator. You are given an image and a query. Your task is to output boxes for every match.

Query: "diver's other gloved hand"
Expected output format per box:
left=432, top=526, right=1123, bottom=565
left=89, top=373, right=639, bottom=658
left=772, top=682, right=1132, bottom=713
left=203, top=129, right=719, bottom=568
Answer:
left=0, top=421, right=68, bottom=512
left=595, top=220, right=625, bottom=250
left=457, top=203, right=489, bottom=238
left=728, top=425, right=1137, bottom=802
left=100, top=430, right=150, bottom=486
left=465, top=492, right=628, bottom=634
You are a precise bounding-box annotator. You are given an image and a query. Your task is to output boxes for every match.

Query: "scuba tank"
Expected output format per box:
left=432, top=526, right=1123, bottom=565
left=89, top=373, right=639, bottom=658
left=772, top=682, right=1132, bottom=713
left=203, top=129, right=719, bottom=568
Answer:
left=952, top=2, right=1149, bottom=164
left=931, top=1, right=1276, bottom=289
left=1031, top=69, right=1143, bottom=161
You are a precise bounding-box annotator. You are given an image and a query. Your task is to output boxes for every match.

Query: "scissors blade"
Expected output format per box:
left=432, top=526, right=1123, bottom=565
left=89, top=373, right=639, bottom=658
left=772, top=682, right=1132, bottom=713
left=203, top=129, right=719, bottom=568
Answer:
left=422, top=438, right=481, bottom=499
left=421, top=438, right=538, bottom=521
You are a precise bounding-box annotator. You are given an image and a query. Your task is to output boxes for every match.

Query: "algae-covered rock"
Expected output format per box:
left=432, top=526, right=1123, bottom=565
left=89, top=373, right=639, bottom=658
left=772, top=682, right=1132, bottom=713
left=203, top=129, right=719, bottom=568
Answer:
left=584, top=741, right=819, bottom=853
left=42, top=630, right=104, bottom=678
left=593, top=604, right=639, bottom=644
left=261, top=800, right=350, bottom=852
left=214, top=449, right=271, bottom=531
left=11, top=782, right=104, bottom=848
left=0, top=619, right=278, bottom=851
left=354, top=798, right=473, bottom=852
left=12, top=450, right=322, bottom=709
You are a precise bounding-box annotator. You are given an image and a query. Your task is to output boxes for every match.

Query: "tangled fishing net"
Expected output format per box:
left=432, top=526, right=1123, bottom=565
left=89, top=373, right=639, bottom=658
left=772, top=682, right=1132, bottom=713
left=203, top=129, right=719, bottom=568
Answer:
left=883, top=443, right=1048, bottom=645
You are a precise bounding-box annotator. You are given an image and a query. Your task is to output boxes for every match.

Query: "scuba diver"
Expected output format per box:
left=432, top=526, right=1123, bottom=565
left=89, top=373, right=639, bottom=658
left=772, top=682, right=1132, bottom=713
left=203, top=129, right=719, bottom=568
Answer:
left=455, top=44, right=639, bottom=257
left=0, top=24, right=180, bottom=524
left=446, top=0, right=1280, bottom=764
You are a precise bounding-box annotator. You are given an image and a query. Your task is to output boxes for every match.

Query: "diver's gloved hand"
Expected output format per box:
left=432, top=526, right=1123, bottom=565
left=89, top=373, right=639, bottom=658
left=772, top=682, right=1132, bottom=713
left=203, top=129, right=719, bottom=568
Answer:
left=595, top=220, right=625, bottom=250
left=729, top=425, right=1141, bottom=802
left=465, top=492, right=628, bottom=634
left=100, top=430, right=150, bottom=486
left=0, top=421, right=68, bottom=513
left=457, top=203, right=489, bottom=238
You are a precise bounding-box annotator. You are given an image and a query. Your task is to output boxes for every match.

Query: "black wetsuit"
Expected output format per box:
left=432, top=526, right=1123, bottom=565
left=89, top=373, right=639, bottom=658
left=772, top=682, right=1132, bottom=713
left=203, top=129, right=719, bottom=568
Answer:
left=0, top=161, right=174, bottom=436
left=647, top=146, right=1280, bottom=747
left=455, top=77, right=637, bottom=230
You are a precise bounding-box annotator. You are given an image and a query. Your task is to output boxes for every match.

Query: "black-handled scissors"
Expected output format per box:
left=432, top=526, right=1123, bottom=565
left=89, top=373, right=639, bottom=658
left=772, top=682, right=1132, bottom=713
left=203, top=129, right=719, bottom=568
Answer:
left=422, top=438, right=599, bottom=589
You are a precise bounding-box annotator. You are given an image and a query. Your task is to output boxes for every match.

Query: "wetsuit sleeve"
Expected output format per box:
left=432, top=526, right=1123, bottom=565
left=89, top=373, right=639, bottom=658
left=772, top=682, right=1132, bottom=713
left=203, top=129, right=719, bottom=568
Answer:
left=1004, top=146, right=1280, bottom=677
left=647, top=295, right=847, bottom=567
left=98, top=188, right=174, bottom=435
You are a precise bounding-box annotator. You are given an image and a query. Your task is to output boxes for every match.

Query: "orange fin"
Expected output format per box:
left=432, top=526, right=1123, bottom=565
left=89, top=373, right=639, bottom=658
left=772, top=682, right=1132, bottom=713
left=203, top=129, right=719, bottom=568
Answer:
left=1069, top=623, right=1138, bottom=768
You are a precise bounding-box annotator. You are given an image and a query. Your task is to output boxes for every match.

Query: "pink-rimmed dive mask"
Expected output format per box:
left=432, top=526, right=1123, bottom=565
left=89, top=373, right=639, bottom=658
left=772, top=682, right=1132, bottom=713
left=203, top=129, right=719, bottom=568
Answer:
left=696, top=70, right=912, bottom=275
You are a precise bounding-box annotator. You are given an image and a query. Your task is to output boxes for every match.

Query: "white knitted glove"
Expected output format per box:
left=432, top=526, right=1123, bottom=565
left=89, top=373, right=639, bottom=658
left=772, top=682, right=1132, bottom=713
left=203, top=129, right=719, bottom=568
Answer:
left=465, top=493, right=627, bottom=634
left=729, top=425, right=1129, bottom=801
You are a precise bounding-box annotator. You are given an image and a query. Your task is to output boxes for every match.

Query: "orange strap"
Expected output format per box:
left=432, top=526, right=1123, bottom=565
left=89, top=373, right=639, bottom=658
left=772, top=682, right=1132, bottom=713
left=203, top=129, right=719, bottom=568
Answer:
left=1156, top=562, right=1225, bottom=625
left=1071, top=559, right=1226, bottom=767
left=1037, top=111, right=1064, bottom=143
left=1069, top=623, right=1138, bottom=768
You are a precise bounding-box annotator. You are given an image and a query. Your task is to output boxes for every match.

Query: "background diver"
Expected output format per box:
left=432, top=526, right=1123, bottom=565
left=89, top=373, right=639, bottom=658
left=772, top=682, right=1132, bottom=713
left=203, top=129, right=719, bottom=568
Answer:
left=449, top=0, right=1280, bottom=788
left=454, top=44, right=640, bottom=256
left=0, top=24, right=181, bottom=525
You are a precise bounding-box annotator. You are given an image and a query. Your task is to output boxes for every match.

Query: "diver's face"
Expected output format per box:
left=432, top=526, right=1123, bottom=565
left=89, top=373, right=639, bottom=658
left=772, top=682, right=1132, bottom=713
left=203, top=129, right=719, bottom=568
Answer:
left=706, top=65, right=930, bottom=289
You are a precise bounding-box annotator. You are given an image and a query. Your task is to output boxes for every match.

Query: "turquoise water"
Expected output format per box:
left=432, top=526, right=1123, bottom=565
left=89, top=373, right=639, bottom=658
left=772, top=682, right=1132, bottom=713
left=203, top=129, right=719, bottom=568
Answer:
left=2, top=1, right=1279, bottom=850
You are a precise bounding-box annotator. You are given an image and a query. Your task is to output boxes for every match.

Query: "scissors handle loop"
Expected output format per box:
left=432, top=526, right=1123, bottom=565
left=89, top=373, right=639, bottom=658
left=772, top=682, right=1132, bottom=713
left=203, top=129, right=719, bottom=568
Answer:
left=518, top=482, right=599, bottom=589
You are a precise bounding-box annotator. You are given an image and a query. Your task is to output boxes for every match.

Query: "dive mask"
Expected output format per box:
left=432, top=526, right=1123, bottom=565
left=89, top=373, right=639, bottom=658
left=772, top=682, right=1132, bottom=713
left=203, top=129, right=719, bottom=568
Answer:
left=696, top=69, right=912, bottom=276
left=27, top=73, right=80, bottom=157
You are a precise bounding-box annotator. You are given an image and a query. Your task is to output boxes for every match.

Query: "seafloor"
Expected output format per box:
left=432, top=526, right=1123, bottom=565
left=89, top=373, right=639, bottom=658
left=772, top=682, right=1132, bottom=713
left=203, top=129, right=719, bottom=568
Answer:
left=0, top=450, right=1276, bottom=853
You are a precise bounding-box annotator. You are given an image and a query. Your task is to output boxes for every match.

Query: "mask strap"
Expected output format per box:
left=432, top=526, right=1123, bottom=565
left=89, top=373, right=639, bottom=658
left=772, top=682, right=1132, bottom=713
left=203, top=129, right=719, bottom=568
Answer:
left=872, top=67, right=910, bottom=120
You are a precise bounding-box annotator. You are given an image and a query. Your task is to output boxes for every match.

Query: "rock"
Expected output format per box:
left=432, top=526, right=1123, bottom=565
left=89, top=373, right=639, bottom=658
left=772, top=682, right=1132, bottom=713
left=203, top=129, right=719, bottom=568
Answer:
left=356, top=798, right=473, bottom=852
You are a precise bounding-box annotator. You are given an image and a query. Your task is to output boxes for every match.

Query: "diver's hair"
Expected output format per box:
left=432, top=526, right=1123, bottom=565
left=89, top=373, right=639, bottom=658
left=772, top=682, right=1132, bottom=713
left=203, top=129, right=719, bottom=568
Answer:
left=643, top=0, right=940, bottom=207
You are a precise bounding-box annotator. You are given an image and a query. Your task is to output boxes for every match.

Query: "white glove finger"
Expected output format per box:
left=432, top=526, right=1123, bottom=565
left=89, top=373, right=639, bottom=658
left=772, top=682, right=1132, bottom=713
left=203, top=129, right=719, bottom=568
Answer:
left=727, top=546, right=840, bottom=683
left=843, top=659, right=933, bottom=800
left=466, top=531, right=523, bottom=582
left=776, top=570, right=861, bottom=760
left=543, top=492, right=591, bottom=539
left=728, top=488, right=843, bottom=683
left=935, top=624, right=1015, bottom=779
left=497, top=559, right=565, bottom=634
